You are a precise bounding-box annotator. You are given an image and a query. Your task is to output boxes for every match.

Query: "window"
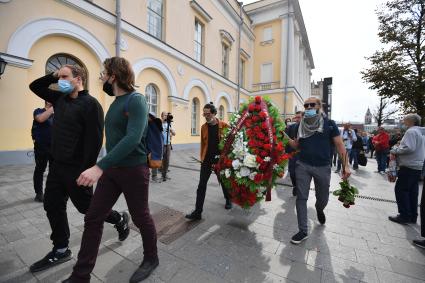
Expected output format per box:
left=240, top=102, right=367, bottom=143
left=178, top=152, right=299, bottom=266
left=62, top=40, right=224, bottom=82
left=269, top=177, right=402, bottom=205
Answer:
left=218, top=105, right=225, bottom=120
left=222, top=43, right=229, bottom=78
left=263, top=27, right=272, bottom=41
left=194, top=19, right=204, bottom=63
left=191, top=98, right=200, bottom=135
left=147, top=0, right=164, bottom=40
left=145, top=84, right=158, bottom=114
left=240, top=59, right=246, bottom=88
left=45, top=53, right=88, bottom=88
left=261, top=63, right=273, bottom=83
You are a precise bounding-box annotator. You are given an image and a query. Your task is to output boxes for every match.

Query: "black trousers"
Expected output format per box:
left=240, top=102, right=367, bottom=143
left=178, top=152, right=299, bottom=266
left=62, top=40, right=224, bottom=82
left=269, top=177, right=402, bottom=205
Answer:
left=33, top=142, right=51, bottom=195
left=44, top=162, right=121, bottom=250
left=195, top=161, right=230, bottom=213
left=421, top=182, right=424, bottom=237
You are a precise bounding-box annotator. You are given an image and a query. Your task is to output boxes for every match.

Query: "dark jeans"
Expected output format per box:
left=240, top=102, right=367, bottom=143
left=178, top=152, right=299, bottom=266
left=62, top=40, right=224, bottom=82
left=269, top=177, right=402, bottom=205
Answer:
left=349, top=148, right=359, bottom=169
left=44, top=162, right=121, bottom=250
left=376, top=150, right=388, bottom=172
left=152, top=144, right=171, bottom=179
left=394, top=166, right=421, bottom=222
left=71, top=165, right=157, bottom=282
left=195, top=161, right=230, bottom=213
left=421, top=182, right=424, bottom=237
left=33, top=142, right=51, bottom=195
left=337, top=149, right=351, bottom=171
left=288, top=157, right=297, bottom=188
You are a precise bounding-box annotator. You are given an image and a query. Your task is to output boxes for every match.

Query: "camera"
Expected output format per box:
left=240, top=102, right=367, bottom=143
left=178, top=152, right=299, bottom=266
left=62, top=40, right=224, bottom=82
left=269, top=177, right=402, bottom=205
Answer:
left=166, top=113, right=173, bottom=123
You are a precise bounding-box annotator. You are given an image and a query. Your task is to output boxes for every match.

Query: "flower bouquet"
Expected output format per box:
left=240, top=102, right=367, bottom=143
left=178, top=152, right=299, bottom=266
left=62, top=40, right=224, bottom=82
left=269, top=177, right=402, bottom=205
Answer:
left=214, top=96, right=291, bottom=208
left=332, top=180, right=359, bottom=208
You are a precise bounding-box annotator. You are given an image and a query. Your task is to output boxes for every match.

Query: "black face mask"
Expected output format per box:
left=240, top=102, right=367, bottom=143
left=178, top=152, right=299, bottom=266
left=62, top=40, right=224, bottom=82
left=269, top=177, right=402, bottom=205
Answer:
left=103, top=80, right=114, bottom=96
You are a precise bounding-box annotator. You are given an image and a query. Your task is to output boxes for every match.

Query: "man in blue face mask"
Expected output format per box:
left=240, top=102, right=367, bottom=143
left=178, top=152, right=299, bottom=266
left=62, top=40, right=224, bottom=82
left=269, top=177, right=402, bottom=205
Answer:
left=28, top=65, right=129, bottom=273
left=286, top=97, right=351, bottom=245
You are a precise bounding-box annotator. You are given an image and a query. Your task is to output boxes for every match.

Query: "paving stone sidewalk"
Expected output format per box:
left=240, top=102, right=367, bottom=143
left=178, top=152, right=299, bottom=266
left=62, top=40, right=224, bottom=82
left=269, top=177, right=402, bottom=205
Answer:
left=0, top=147, right=424, bottom=283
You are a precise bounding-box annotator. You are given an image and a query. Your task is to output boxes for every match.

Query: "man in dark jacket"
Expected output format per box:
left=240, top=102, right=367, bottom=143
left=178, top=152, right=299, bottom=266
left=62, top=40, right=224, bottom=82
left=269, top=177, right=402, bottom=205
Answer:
left=28, top=65, right=129, bottom=273
left=31, top=101, right=54, bottom=202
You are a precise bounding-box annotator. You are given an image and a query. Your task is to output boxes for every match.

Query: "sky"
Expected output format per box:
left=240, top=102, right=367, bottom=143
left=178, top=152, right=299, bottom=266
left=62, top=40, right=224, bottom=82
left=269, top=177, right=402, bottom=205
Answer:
left=243, top=0, right=388, bottom=122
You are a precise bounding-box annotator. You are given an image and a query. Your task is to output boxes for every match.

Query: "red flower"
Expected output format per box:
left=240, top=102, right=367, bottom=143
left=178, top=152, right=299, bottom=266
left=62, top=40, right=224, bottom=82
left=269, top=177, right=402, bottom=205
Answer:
left=257, top=132, right=265, bottom=140
left=255, top=104, right=262, bottom=112
left=248, top=104, right=255, bottom=112
left=254, top=174, right=263, bottom=183
left=256, top=156, right=263, bottom=163
left=261, top=122, right=269, bottom=130
left=259, top=111, right=267, bottom=120
left=260, top=150, right=268, bottom=157
left=225, top=159, right=232, bottom=168
left=252, top=115, right=259, bottom=123
left=248, top=140, right=256, bottom=147
left=263, top=143, right=272, bottom=151
left=255, top=96, right=262, bottom=104
left=276, top=142, right=284, bottom=152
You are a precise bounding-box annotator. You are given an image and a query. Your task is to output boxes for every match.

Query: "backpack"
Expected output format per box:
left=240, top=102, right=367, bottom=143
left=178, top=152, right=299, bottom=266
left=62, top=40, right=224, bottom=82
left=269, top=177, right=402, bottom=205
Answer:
left=124, top=93, right=163, bottom=168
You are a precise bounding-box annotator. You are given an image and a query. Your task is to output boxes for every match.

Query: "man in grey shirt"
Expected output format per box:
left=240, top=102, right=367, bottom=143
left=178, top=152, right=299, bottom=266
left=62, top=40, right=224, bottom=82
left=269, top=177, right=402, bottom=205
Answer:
left=389, top=113, right=425, bottom=225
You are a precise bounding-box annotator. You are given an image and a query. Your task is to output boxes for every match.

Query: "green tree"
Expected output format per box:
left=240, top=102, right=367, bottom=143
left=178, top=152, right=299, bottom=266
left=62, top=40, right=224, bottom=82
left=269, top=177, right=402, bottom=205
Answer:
left=362, top=0, right=425, bottom=125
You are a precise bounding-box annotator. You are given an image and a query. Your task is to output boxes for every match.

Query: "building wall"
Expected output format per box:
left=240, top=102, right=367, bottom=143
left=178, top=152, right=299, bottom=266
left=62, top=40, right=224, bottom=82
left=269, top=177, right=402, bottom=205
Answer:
left=0, top=0, right=313, bottom=162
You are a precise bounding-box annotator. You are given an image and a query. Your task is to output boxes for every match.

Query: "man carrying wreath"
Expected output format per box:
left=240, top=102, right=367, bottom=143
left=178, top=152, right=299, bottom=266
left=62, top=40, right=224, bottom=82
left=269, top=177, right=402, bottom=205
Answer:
left=286, top=97, right=350, bottom=244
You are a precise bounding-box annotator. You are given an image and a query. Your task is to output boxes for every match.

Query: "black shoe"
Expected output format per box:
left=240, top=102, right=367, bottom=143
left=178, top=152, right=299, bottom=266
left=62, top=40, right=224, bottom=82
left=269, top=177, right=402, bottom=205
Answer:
left=130, top=258, right=159, bottom=283
left=388, top=215, right=409, bottom=225
left=410, top=217, right=417, bottom=224
left=29, top=249, right=72, bottom=272
left=413, top=239, right=425, bottom=249
left=292, top=187, right=297, bottom=196
left=115, top=212, right=130, bottom=241
left=34, top=193, right=44, bottom=203
left=225, top=199, right=232, bottom=210
left=185, top=211, right=202, bottom=220
left=290, top=231, right=309, bottom=245
left=317, top=209, right=326, bottom=225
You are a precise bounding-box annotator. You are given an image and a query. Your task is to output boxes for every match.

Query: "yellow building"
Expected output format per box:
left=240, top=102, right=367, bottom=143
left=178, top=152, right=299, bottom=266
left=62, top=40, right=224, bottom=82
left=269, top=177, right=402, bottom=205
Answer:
left=0, top=0, right=313, bottom=164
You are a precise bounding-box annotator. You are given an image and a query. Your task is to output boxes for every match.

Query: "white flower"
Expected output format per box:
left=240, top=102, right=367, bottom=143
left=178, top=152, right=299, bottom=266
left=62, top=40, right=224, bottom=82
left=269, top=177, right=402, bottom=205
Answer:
left=257, top=192, right=264, bottom=198
left=264, top=156, right=271, bottom=162
left=232, top=159, right=241, bottom=169
left=273, top=164, right=279, bottom=170
left=249, top=172, right=257, bottom=180
left=258, top=186, right=267, bottom=193
left=225, top=169, right=231, bottom=178
left=235, top=171, right=241, bottom=179
left=240, top=166, right=250, bottom=177
left=243, top=153, right=257, bottom=168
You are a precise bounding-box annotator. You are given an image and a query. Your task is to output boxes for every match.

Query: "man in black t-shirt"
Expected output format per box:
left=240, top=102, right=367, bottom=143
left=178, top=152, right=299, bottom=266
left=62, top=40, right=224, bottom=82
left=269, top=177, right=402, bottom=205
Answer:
left=186, top=103, right=231, bottom=220
left=31, top=101, right=54, bottom=202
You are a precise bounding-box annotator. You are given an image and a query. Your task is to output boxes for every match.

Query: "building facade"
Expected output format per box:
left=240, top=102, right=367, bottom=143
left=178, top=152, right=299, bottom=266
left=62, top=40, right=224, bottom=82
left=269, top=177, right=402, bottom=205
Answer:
left=311, top=77, right=332, bottom=118
left=0, top=0, right=313, bottom=164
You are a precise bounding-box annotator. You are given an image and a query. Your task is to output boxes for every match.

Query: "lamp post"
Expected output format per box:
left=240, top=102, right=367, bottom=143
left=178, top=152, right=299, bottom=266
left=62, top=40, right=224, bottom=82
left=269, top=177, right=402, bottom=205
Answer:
left=0, top=57, right=7, bottom=78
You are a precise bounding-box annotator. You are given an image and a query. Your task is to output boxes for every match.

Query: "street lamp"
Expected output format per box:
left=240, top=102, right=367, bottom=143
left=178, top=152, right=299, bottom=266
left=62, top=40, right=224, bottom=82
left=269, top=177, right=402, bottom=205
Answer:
left=0, top=57, right=7, bottom=78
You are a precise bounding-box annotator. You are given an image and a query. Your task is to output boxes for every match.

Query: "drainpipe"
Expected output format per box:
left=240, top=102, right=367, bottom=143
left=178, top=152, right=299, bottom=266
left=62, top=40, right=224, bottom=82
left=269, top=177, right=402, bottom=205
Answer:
left=236, top=2, right=243, bottom=111
left=115, top=0, right=122, bottom=57
left=283, top=0, right=291, bottom=119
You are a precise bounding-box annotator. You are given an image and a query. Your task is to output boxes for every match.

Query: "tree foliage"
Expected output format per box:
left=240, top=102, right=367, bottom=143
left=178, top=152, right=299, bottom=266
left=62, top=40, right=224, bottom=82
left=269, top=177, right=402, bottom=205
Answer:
left=362, top=0, right=425, bottom=125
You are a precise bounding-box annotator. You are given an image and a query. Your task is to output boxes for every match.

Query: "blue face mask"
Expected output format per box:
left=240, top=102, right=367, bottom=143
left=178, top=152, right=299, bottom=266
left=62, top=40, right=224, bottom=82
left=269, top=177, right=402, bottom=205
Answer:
left=58, top=79, right=74, bottom=94
left=304, top=109, right=318, bottom=118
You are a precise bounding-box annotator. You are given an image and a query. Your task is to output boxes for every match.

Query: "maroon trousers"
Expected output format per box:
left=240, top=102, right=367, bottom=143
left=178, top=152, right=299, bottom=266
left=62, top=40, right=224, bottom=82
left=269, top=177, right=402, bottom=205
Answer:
left=70, top=165, right=157, bottom=282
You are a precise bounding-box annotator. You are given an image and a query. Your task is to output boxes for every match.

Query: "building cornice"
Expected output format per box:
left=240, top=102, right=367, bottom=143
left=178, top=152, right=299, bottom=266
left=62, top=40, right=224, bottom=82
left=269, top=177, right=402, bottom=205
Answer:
left=190, top=0, right=213, bottom=23
left=0, top=52, right=33, bottom=68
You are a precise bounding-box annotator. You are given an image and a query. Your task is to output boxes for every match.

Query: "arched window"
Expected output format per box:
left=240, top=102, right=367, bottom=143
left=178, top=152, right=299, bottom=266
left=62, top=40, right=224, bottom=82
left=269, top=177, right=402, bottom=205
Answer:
left=145, top=84, right=158, bottom=115
left=147, top=0, right=164, bottom=40
left=191, top=98, right=200, bottom=135
left=45, top=53, right=88, bottom=88
left=218, top=105, right=225, bottom=120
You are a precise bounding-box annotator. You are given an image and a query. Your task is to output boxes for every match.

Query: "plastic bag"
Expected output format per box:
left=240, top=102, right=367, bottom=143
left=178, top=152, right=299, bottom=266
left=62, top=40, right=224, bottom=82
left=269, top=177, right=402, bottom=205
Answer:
left=387, top=158, right=397, bottom=182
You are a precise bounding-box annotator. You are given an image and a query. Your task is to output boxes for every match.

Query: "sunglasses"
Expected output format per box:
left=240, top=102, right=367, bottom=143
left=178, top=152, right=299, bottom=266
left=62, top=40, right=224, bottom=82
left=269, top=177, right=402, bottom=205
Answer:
left=304, top=102, right=316, bottom=108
